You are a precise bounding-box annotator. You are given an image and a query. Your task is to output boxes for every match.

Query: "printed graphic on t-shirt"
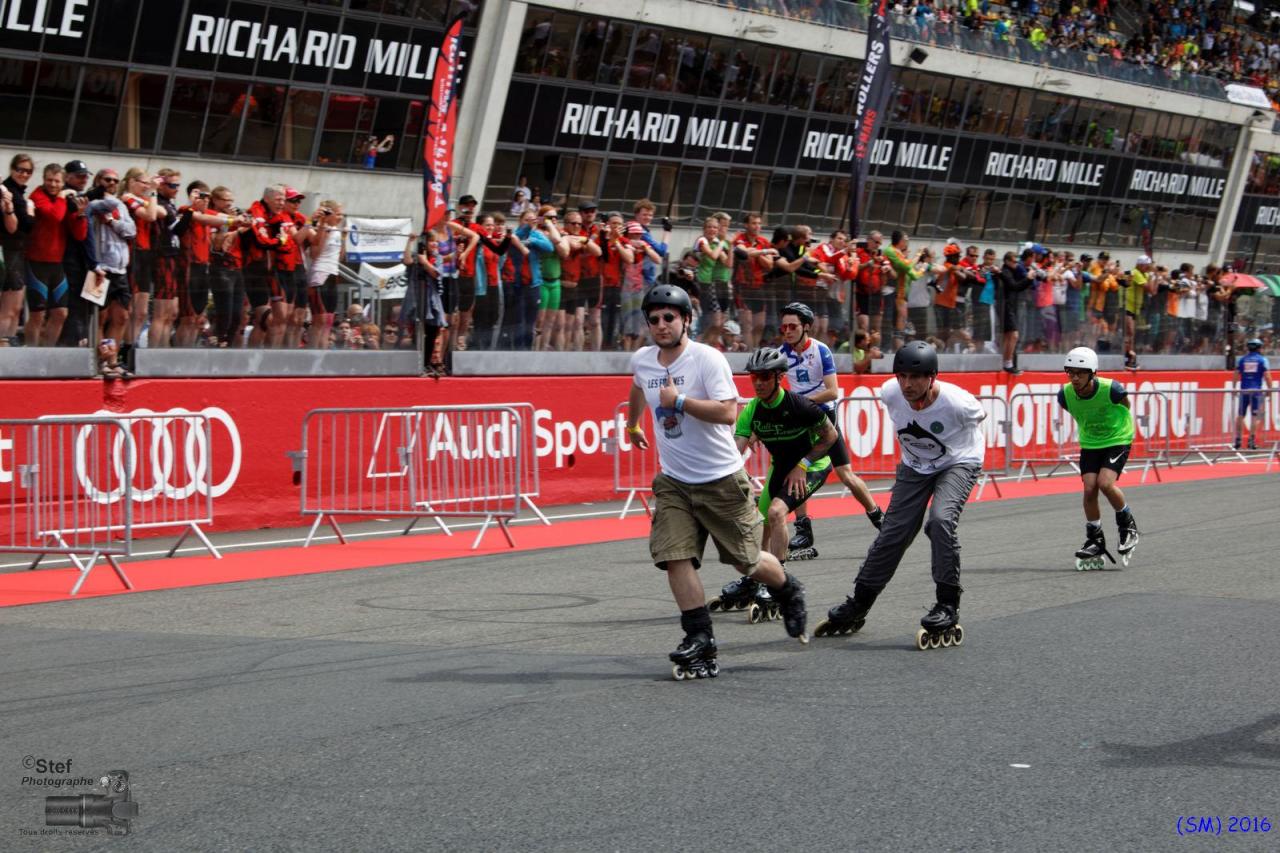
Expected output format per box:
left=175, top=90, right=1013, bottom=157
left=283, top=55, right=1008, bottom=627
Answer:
left=656, top=405, right=683, bottom=439
left=897, top=421, right=948, bottom=463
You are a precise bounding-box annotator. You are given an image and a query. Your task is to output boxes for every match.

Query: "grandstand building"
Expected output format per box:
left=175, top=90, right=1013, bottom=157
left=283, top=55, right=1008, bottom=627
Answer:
left=2, top=0, right=1279, bottom=268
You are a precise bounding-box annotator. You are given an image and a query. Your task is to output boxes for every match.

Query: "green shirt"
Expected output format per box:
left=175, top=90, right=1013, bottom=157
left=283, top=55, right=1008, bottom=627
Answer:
left=1062, top=377, right=1134, bottom=449
left=540, top=252, right=561, bottom=284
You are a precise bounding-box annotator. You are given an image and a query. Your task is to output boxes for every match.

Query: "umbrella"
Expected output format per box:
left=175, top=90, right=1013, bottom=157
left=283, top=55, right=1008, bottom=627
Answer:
left=1254, top=274, right=1280, bottom=297
left=1222, top=273, right=1264, bottom=289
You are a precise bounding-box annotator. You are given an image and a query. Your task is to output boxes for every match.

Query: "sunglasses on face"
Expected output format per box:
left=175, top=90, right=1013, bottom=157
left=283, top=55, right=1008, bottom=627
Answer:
left=779, top=322, right=801, bottom=331
left=102, top=177, right=119, bottom=185
left=13, top=167, right=32, bottom=175
left=164, top=182, right=181, bottom=189
left=647, top=312, right=678, bottom=325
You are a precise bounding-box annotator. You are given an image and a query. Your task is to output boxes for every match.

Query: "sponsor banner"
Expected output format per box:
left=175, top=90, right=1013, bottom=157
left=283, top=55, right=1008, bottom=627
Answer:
left=1234, top=194, right=1280, bottom=235
left=345, top=217, right=412, bottom=263
left=0, top=372, right=1247, bottom=538
left=423, top=11, right=465, bottom=234
left=507, top=80, right=1229, bottom=208
left=848, top=0, right=894, bottom=239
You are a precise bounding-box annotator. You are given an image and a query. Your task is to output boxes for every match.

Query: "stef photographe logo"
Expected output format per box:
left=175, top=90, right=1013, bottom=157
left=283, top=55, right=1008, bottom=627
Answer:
left=19, top=758, right=138, bottom=837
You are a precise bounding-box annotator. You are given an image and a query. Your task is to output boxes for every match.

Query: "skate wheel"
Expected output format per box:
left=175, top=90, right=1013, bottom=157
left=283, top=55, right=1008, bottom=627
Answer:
left=813, top=620, right=829, bottom=638
left=931, top=633, right=944, bottom=649
left=915, top=628, right=929, bottom=651
left=940, top=631, right=953, bottom=648
left=952, top=625, right=964, bottom=646
left=707, top=661, right=720, bottom=677
left=747, top=603, right=762, bottom=624
left=672, top=665, right=687, bottom=681
left=707, top=598, right=722, bottom=612
left=1121, top=551, right=1132, bottom=567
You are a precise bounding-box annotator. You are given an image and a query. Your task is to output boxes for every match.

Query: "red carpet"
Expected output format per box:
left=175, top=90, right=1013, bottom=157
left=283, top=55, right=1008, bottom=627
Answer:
left=1, top=462, right=1270, bottom=608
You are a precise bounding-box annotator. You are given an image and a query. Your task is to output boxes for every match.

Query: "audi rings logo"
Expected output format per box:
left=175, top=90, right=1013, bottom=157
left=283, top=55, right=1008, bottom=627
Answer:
left=70, top=407, right=242, bottom=504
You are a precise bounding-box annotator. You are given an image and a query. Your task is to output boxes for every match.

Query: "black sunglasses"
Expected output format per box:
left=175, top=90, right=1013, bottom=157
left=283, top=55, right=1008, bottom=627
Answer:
left=647, top=312, right=678, bottom=325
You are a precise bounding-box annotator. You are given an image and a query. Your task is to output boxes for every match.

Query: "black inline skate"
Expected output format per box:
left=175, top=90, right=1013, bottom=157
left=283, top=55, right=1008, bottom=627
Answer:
left=1116, top=510, right=1139, bottom=567
left=867, top=506, right=884, bottom=530
left=707, top=575, right=760, bottom=612
left=787, top=517, right=818, bottom=561
left=813, top=585, right=879, bottom=638
left=768, top=572, right=808, bottom=643
left=916, top=584, right=963, bottom=650
left=1074, top=525, right=1115, bottom=572
left=669, top=633, right=719, bottom=681
left=746, top=584, right=781, bottom=624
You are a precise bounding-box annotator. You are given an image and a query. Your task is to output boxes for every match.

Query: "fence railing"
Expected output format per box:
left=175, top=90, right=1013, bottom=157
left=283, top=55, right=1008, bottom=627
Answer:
left=291, top=405, right=525, bottom=550
left=1, top=417, right=135, bottom=595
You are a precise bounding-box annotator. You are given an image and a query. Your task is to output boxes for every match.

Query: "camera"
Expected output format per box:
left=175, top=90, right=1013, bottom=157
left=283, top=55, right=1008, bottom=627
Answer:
left=661, top=216, right=672, bottom=231
left=45, top=770, right=137, bottom=836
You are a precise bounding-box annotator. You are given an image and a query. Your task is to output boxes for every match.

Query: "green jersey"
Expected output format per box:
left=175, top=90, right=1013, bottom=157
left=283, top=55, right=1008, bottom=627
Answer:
left=1060, top=377, right=1134, bottom=449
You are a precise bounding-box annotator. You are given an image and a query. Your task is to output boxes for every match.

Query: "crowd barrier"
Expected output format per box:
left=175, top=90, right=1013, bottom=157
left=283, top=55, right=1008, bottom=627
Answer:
left=1, top=417, right=134, bottom=595
left=1163, top=388, right=1280, bottom=466
left=40, top=411, right=223, bottom=560
left=291, top=405, right=525, bottom=550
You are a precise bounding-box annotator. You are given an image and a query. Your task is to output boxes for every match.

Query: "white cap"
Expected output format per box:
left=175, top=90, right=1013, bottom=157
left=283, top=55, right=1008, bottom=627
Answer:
left=1136, top=255, right=1152, bottom=265
left=723, top=320, right=741, bottom=336
left=1064, top=346, right=1099, bottom=372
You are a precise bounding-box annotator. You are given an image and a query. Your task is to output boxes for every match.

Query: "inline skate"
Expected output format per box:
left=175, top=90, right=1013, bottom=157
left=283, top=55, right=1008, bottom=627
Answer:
left=1074, top=525, right=1115, bottom=572
left=746, top=584, right=781, bottom=624
left=915, top=603, right=964, bottom=650
left=787, top=517, right=818, bottom=561
left=769, top=572, right=808, bottom=643
left=707, top=575, right=759, bottom=612
left=669, top=633, right=719, bottom=681
left=1116, top=511, right=1139, bottom=567
left=813, top=586, right=879, bottom=638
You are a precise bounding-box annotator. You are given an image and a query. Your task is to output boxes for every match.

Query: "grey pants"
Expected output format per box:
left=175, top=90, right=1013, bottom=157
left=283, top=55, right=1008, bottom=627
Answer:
left=853, top=462, right=981, bottom=594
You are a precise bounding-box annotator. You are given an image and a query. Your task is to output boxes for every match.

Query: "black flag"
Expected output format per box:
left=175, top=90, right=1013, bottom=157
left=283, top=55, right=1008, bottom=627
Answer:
left=848, top=0, right=894, bottom=240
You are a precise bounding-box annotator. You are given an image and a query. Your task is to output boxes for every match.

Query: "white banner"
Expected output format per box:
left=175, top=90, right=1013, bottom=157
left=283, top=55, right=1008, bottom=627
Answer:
left=345, top=217, right=412, bottom=263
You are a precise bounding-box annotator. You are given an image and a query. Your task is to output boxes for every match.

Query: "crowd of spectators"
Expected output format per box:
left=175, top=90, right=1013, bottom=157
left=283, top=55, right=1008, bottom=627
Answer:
left=714, top=0, right=1280, bottom=106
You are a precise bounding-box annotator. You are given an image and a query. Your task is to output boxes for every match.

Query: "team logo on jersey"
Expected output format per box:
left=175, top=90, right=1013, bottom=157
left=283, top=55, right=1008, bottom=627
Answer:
left=898, top=421, right=947, bottom=462
left=930, top=421, right=944, bottom=433
left=796, top=369, right=810, bottom=383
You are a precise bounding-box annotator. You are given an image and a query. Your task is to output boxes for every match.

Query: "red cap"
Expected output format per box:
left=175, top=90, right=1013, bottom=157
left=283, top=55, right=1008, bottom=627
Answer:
left=284, top=186, right=305, bottom=200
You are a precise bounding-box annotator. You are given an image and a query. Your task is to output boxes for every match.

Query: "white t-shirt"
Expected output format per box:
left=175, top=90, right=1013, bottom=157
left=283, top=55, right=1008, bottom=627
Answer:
left=781, top=338, right=837, bottom=413
left=630, top=342, right=743, bottom=484
left=309, top=227, right=343, bottom=286
left=881, top=378, right=986, bottom=474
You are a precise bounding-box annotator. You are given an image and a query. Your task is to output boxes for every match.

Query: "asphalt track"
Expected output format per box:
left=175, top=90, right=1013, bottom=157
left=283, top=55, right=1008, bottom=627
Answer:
left=1, top=471, right=1278, bottom=851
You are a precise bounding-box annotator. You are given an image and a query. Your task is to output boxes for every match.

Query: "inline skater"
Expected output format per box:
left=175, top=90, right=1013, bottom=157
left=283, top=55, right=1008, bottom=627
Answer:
left=625, top=285, right=809, bottom=680
left=777, top=301, right=883, bottom=561
left=1235, top=338, right=1271, bottom=451
left=814, top=341, right=985, bottom=650
left=1059, top=347, right=1139, bottom=569
left=709, top=347, right=837, bottom=624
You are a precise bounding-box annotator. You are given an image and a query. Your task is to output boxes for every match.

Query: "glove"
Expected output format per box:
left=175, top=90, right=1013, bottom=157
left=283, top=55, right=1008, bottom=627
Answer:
left=661, top=216, right=672, bottom=231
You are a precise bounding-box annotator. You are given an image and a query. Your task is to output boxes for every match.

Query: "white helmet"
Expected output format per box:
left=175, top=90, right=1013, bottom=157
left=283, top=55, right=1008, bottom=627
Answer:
left=1064, top=346, right=1098, bottom=372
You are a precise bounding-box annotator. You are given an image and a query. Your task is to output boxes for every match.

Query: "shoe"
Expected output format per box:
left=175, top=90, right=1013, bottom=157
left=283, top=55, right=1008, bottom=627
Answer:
left=1002, top=365, right=1022, bottom=375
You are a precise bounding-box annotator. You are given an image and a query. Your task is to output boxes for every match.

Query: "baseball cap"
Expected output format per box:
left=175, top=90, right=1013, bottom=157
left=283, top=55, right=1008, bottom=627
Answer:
left=723, top=320, right=741, bottom=336
left=458, top=194, right=478, bottom=206
left=1136, top=255, right=1152, bottom=265
left=577, top=199, right=598, bottom=211
left=64, top=159, right=90, bottom=175
left=283, top=186, right=305, bottom=200
left=1080, top=254, right=1093, bottom=263
left=626, top=222, right=645, bottom=236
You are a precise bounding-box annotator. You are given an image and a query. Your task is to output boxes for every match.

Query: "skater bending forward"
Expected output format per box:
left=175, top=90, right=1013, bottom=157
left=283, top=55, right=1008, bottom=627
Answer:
left=626, top=285, right=808, bottom=680
left=1059, top=347, right=1139, bottom=570
left=735, top=346, right=837, bottom=564
left=815, top=341, right=986, bottom=649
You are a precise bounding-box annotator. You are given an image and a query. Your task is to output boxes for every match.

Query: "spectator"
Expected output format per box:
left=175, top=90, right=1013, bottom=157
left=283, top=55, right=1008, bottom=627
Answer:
left=84, top=171, right=134, bottom=349
left=25, top=163, right=78, bottom=347
left=307, top=200, right=345, bottom=350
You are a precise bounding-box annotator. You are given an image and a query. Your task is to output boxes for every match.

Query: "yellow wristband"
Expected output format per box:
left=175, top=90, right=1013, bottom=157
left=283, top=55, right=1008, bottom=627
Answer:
left=796, top=458, right=810, bottom=472
left=627, top=426, right=643, bottom=436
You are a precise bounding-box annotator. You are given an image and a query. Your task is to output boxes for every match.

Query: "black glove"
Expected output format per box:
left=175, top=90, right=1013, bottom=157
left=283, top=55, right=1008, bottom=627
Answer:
left=661, top=216, right=672, bottom=231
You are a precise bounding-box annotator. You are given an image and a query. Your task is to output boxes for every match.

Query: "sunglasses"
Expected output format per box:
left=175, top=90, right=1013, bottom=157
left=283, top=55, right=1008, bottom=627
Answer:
left=647, top=312, right=678, bottom=325
left=779, top=322, right=801, bottom=331
left=164, top=182, right=181, bottom=189
left=102, top=177, right=119, bottom=184
left=13, top=167, right=32, bottom=175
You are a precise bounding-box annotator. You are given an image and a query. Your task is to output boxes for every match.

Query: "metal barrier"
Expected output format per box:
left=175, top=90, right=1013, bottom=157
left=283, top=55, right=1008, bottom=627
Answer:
left=1006, top=390, right=1170, bottom=483
left=1164, top=388, right=1280, bottom=466
left=835, top=392, right=899, bottom=480
left=39, top=412, right=222, bottom=560
left=292, top=405, right=523, bottom=550
left=1, top=417, right=134, bottom=595
left=610, top=400, right=657, bottom=518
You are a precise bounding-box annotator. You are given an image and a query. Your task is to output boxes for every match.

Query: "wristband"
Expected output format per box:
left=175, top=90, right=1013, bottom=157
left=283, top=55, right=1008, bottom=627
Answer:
left=796, top=458, right=811, bottom=472
left=626, top=425, right=644, bottom=436
left=674, top=393, right=686, bottom=414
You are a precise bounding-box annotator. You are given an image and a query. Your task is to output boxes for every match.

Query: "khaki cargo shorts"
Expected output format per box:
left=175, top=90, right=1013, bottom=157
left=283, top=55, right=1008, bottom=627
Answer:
left=649, top=468, right=762, bottom=570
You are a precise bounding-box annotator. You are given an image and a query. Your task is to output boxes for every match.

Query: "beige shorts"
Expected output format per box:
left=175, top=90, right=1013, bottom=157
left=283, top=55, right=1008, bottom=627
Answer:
left=649, top=469, right=762, bottom=570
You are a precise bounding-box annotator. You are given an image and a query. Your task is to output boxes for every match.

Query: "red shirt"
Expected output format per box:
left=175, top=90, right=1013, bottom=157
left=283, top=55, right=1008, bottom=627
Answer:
left=579, top=224, right=601, bottom=278
left=244, top=199, right=282, bottom=267
left=123, top=194, right=152, bottom=252
left=599, top=231, right=624, bottom=288
left=179, top=206, right=211, bottom=266
left=732, top=232, right=771, bottom=289
left=453, top=219, right=486, bottom=277
left=935, top=261, right=964, bottom=309
left=855, top=247, right=884, bottom=295
left=273, top=211, right=306, bottom=271
left=28, top=188, right=70, bottom=263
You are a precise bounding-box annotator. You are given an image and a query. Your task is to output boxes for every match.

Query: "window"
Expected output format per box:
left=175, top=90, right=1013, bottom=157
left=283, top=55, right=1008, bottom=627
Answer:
left=789, top=52, right=820, bottom=110
left=516, top=9, right=555, bottom=75
left=163, top=77, right=214, bottom=154
left=483, top=149, right=522, bottom=211
left=572, top=18, right=609, bottom=83
left=594, top=21, right=634, bottom=86
left=71, top=67, right=123, bottom=147
left=392, top=99, right=426, bottom=171
left=0, top=59, right=35, bottom=141
left=239, top=84, right=287, bottom=159
left=671, top=163, right=702, bottom=223
left=766, top=50, right=796, bottom=107
left=316, top=93, right=376, bottom=167
left=864, top=182, right=912, bottom=234
left=912, top=185, right=951, bottom=238
left=563, top=155, right=604, bottom=209
left=971, top=83, right=1017, bottom=137
left=699, top=37, right=736, bottom=100
left=628, top=28, right=662, bottom=89
left=115, top=72, right=167, bottom=151
left=1026, top=92, right=1074, bottom=143
left=942, top=78, right=972, bottom=131
left=540, top=12, right=579, bottom=78
left=27, top=61, right=78, bottom=144
left=201, top=80, right=253, bottom=157
left=276, top=89, right=323, bottom=163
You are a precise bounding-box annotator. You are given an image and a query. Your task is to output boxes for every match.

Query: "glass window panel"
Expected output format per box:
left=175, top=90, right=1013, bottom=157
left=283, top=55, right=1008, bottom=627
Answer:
left=864, top=181, right=911, bottom=233
left=572, top=18, right=609, bottom=83
left=483, top=149, right=523, bottom=212
left=827, top=177, right=850, bottom=234
left=71, top=67, right=123, bottom=147
left=913, top=185, right=950, bottom=239
left=790, top=52, right=819, bottom=110
left=1128, top=108, right=1159, bottom=155
left=1027, top=92, right=1073, bottom=142
left=923, top=75, right=952, bottom=129
left=361, top=97, right=413, bottom=171
left=516, top=9, right=554, bottom=76
left=814, top=58, right=856, bottom=115
left=540, top=12, right=578, bottom=78
left=1005, top=88, right=1033, bottom=140
left=132, top=0, right=184, bottom=67
left=115, top=72, right=167, bottom=151
left=27, top=61, right=78, bottom=144
left=564, top=155, right=604, bottom=210
left=699, top=37, right=735, bottom=100
left=88, top=0, right=137, bottom=63
left=628, top=28, right=662, bottom=89
left=941, top=78, right=969, bottom=130
left=598, top=157, right=633, bottom=213
left=595, top=21, right=633, bottom=86
left=238, top=84, right=286, bottom=159
left=698, top=167, right=728, bottom=219
left=768, top=49, right=797, bottom=107
left=725, top=46, right=754, bottom=102
left=947, top=189, right=990, bottom=241
left=762, top=172, right=791, bottom=226
left=742, top=45, right=778, bottom=105
left=673, top=164, right=702, bottom=224
left=889, top=69, right=920, bottom=125
left=316, top=92, right=376, bottom=167
left=673, top=34, right=709, bottom=96
left=163, top=77, right=214, bottom=154
left=276, top=89, right=323, bottom=163
left=393, top=99, right=426, bottom=171
left=201, top=80, right=252, bottom=157
left=0, top=58, right=36, bottom=140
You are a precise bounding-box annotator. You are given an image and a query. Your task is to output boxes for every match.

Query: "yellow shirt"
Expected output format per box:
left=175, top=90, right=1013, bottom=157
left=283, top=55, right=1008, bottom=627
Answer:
left=1125, top=268, right=1148, bottom=315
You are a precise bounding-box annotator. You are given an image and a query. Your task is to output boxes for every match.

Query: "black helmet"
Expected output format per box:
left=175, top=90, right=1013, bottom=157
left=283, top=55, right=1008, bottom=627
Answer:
left=892, top=340, right=938, bottom=376
left=1247, top=337, right=1263, bottom=351
left=641, top=284, right=693, bottom=318
left=745, top=346, right=788, bottom=375
left=780, top=301, right=815, bottom=327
